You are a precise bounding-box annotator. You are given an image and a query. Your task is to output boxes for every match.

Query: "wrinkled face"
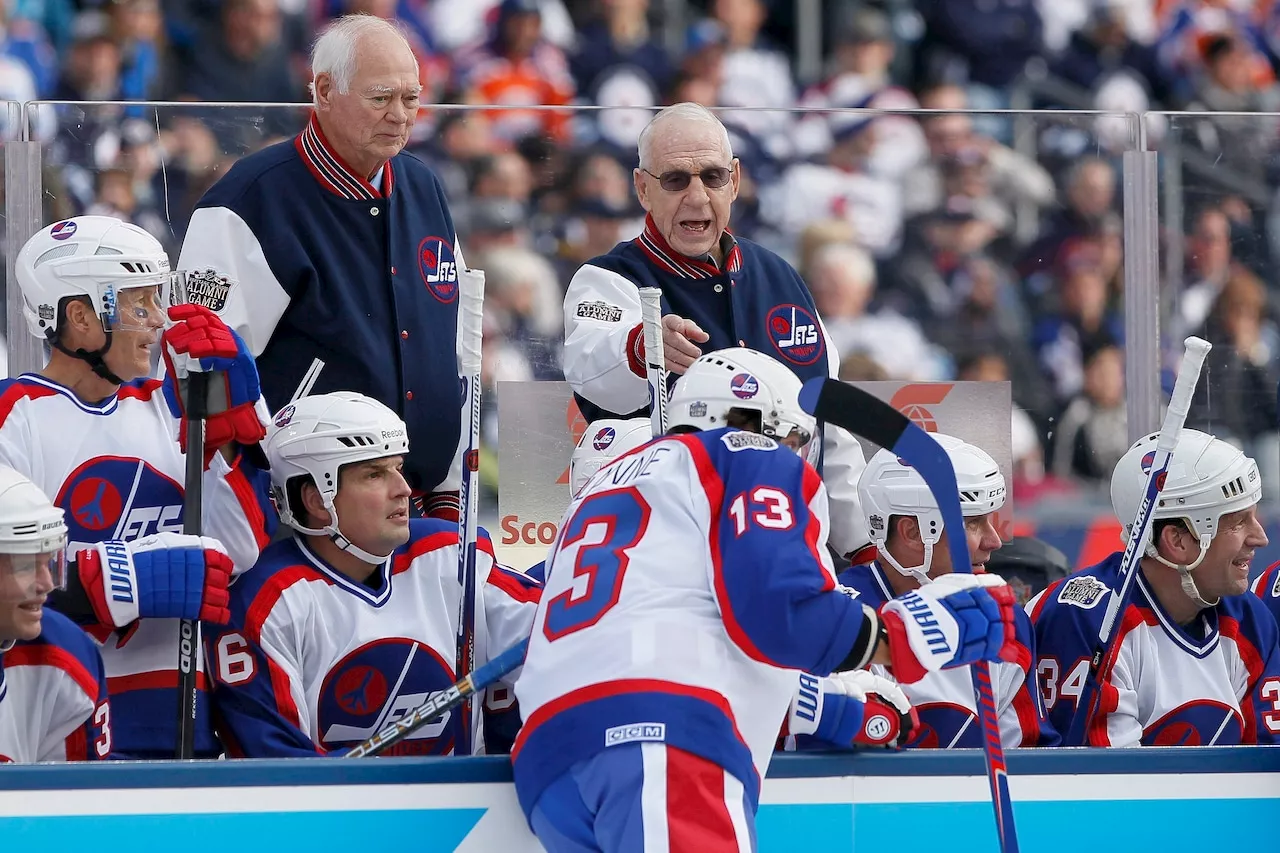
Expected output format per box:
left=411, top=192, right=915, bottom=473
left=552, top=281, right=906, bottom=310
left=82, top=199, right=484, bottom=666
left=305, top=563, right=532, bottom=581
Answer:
left=927, top=512, right=1004, bottom=577
left=327, top=456, right=412, bottom=558
left=634, top=120, right=739, bottom=258
left=1194, top=505, right=1268, bottom=601
left=0, top=552, right=62, bottom=642
left=316, top=30, right=420, bottom=175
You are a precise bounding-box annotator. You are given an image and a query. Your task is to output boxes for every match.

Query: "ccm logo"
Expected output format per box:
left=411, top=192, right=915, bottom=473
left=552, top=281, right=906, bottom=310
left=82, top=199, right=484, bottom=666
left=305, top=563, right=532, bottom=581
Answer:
left=605, top=723, right=666, bottom=747
left=500, top=515, right=559, bottom=546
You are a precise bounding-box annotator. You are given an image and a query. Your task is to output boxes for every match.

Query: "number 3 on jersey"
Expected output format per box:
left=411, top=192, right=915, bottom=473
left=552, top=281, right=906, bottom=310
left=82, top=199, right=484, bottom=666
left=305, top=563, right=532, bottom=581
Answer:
left=543, top=489, right=651, bottom=641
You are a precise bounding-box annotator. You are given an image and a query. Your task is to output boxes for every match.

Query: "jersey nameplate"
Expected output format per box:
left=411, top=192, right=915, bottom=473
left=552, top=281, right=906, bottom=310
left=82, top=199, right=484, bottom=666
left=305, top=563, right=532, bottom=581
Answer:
left=721, top=432, right=776, bottom=452
left=1058, top=576, right=1110, bottom=609
left=576, top=300, right=623, bottom=322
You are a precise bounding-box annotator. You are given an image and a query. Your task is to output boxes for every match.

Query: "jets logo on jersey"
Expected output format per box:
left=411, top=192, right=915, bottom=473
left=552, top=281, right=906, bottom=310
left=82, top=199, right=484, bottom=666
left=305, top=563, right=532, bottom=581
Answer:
left=1058, top=576, right=1109, bottom=609
left=418, top=235, right=458, bottom=304
left=592, top=427, right=616, bottom=451
left=1143, top=700, right=1244, bottom=746
left=54, top=457, right=184, bottom=555
left=906, top=702, right=977, bottom=749
left=318, top=638, right=457, bottom=755
left=50, top=220, right=77, bottom=240
left=730, top=373, right=759, bottom=400
left=766, top=304, right=823, bottom=366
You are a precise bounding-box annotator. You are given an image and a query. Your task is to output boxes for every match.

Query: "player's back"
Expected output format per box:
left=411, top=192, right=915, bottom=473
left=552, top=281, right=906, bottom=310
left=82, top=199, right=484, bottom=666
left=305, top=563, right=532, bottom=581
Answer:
left=514, top=428, right=867, bottom=820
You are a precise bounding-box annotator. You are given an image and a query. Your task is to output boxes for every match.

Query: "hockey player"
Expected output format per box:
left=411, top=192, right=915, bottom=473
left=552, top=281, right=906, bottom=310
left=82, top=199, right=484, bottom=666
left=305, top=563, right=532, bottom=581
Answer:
left=1250, top=561, right=1280, bottom=627
left=209, top=392, right=540, bottom=757
left=561, top=102, right=872, bottom=563
left=1029, top=430, right=1280, bottom=746
left=836, top=437, right=1058, bottom=750
left=2, top=215, right=275, bottom=758
left=513, top=347, right=1021, bottom=851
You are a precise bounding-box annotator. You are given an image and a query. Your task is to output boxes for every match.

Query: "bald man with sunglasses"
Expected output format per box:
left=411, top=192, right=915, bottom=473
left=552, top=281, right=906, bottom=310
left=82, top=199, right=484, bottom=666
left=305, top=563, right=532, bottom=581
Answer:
left=561, top=102, right=872, bottom=560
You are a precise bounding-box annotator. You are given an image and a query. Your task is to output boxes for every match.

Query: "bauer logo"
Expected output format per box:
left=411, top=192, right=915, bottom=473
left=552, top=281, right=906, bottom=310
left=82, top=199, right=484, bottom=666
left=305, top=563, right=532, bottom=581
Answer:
left=604, top=722, right=666, bottom=747
left=418, top=236, right=459, bottom=303
left=50, top=220, right=77, bottom=240
left=592, top=427, right=616, bottom=451
left=765, top=304, right=824, bottom=366
left=274, top=405, right=295, bottom=428
left=730, top=372, right=759, bottom=399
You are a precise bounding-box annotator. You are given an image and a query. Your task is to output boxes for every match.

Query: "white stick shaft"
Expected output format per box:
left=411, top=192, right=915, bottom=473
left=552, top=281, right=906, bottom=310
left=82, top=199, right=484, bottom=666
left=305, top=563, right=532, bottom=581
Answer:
left=638, top=288, right=667, bottom=437
left=289, top=358, right=325, bottom=403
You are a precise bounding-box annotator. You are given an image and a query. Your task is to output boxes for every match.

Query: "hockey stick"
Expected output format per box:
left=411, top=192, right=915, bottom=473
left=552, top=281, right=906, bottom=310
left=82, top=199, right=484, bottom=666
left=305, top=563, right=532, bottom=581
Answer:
left=798, top=377, right=1019, bottom=853
left=177, top=369, right=205, bottom=760
left=347, top=637, right=528, bottom=758
left=454, top=266, right=486, bottom=756
left=1064, top=336, right=1211, bottom=747
left=637, top=288, right=668, bottom=435
left=290, top=358, right=325, bottom=403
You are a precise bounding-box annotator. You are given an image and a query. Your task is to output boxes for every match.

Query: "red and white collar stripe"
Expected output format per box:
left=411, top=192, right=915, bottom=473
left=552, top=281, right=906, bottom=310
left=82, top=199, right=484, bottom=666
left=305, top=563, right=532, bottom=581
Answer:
left=294, top=112, right=395, bottom=201
left=635, top=214, right=743, bottom=279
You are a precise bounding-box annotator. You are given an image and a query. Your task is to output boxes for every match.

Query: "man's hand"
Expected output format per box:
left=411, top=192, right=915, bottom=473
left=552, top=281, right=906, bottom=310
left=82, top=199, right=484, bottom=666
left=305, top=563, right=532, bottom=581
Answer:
left=661, top=313, right=710, bottom=374
left=880, top=574, right=1018, bottom=684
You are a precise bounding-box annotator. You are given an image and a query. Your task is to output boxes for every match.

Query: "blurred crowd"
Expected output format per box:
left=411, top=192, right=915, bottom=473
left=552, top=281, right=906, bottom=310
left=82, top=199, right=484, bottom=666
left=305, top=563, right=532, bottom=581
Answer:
left=4, top=0, right=1280, bottom=505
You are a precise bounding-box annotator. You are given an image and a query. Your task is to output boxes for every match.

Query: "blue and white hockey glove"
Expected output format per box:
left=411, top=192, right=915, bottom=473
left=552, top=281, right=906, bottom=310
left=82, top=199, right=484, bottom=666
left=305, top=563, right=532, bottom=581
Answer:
left=78, top=532, right=234, bottom=629
left=881, top=573, right=1017, bottom=684
left=162, top=304, right=267, bottom=465
left=788, top=671, right=918, bottom=748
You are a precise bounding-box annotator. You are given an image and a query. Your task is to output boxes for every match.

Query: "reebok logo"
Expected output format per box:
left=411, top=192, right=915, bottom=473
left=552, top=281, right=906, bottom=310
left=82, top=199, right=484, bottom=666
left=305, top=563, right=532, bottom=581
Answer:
left=605, top=723, right=666, bottom=747
left=898, top=592, right=950, bottom=654
left=104, top=541, right=134, bottom=604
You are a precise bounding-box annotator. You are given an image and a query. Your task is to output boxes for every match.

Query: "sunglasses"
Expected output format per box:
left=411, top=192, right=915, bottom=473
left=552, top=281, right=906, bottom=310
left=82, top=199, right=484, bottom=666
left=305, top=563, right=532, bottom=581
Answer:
left=641, top=166, right=734, bottom=192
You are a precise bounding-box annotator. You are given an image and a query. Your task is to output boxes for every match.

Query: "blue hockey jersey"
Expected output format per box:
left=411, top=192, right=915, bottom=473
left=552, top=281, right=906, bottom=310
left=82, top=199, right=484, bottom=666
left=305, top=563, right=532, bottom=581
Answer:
left=513, top=428, right=871, bottom=822
left=560, top=215, right=868, bottom=556
left=1029, top=552, right=1280, bottom=747
left=178, top=112, right=465, bottom=499
left=1252, top=561, right=1280, bottom=628
left=836, top=562, right=1057, bottom=749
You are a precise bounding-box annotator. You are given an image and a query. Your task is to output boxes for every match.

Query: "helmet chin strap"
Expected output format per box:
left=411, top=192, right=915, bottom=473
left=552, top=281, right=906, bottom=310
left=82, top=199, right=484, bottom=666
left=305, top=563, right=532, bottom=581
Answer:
left=292, top=499, right=392, bottom=566
left=878, top=541, right=935, bottom=587
left=49, top=329, right=125, bottom=386
left=0, top=638, right=14, bottom=654
left=1147, top=535, right=1218, bottom=610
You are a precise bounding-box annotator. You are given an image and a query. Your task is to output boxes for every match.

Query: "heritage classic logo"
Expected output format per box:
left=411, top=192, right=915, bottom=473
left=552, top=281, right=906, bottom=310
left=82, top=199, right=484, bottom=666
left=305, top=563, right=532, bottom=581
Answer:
left=765, top=304, right=824, bottom=366
left=730, top=373, right=759, bottom=399
left=418, top=236, right=459, bottom=303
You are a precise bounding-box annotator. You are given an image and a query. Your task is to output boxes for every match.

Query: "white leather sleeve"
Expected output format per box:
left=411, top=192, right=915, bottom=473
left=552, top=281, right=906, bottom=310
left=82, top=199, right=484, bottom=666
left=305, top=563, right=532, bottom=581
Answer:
left=817, top=317, right=869, bottom=557
left=176, top=207, right=291, bottom=358
left=562, top=264, right=648, bottom=415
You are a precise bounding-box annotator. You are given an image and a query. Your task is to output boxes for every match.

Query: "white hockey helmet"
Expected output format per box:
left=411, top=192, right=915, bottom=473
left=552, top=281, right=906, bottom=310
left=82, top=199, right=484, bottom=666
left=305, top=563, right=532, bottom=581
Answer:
left=667, top=347, right=816, bottom=453
left=570, top=418, right=652, bottom=496
left=1111, top=429, right=1261, bottom=607
left=265, top=392, right=410, bottom=563
left=859, top=433, right=1006, bottom=583
left=0, top=466, right=68, bottom=600
left=15, top=215, right=174, bottom=340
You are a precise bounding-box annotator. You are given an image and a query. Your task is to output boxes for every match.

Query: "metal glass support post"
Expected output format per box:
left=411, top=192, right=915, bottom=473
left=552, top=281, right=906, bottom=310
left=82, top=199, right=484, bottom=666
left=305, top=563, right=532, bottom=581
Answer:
left=5, top=111, right=45, bottom=377
left=1122, top=144, right=1162, bottom=443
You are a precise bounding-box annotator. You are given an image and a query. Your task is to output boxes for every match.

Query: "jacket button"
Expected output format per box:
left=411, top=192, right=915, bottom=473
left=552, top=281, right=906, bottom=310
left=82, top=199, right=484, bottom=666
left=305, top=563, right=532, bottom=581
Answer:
left=714, top=284, right=723, bottom=293
left=738, top=339, right=745, bottom=346
left=405, top=391, right=414, bottom=400
left=370, top=207, right=379, bottom=216
left=401, top=330, right=409, bottom=340
left=391, top=266, right=397, bottom=275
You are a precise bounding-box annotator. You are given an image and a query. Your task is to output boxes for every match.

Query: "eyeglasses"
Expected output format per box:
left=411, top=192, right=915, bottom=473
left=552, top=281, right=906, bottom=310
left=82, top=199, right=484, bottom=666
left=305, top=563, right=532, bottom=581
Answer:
left=641, top=166, right=734, bottom=192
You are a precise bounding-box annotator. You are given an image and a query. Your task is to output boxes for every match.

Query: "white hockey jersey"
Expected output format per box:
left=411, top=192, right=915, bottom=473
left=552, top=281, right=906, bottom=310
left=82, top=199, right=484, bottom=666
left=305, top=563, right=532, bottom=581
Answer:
left=0, top=609, right=111, bottom=763
left=513, top=429, right=872, bottom=822
left=209, top=519, right=540, bottom=757
left=834, top=563, right=1057, bottom=749
left=0, top=374, right=274, bottom=757
left=1029, top=553, right=1280, bottom=747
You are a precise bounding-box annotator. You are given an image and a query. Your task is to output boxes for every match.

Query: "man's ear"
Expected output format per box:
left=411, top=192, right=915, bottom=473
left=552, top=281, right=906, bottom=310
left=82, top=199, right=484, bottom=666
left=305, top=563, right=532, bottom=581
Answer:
left=1154, top=520, right=1196, bottom=563
left=301, top=481, right=331, bottom=527
left=313, top=73, right=333, bottom=110
left=633, top=167, right=651, bottom=212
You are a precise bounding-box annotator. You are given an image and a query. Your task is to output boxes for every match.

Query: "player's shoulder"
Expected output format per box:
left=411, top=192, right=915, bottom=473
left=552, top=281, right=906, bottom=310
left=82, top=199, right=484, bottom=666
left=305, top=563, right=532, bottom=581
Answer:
left=116, top=378, right=164, bottom=404
left=572, top=246, right=647, bottom=291
left=392, top=519, right=495, bottom=566
left=1218, top=589, right=1280, bottom=643
left=8, top=609, right=103, bottom=695
left=0, top=374, right=60, bottom=426
left=229, top=535, right=330, bottom=614
left=834, top=563, right=891, bottom=607
left=1251, top=561, right=1280, bottom=601
left=1027, top=554, right=1121, bottom=629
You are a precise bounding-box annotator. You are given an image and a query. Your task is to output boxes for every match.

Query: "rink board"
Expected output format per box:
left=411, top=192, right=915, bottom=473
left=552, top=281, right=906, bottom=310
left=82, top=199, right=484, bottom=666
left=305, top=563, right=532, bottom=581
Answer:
left=0, top=750, right=1276, bottom=851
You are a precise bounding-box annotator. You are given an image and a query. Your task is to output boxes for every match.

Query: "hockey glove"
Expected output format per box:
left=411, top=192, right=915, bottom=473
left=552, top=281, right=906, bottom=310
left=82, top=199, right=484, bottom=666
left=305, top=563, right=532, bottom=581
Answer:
left=78, top=532, right=234, bottom=629
left=414, top=490, right=461, bottom=523
left=881, top=573, right=1017, bottom=685
left=162, top=304, right=267, bottom=465
left=787, top=671, right=919, bottom=748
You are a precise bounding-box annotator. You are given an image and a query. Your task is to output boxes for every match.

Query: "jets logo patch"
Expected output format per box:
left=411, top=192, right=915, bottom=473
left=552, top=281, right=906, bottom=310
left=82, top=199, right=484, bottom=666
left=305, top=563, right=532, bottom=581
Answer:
left=1058, top=576, right=1110, bottom=609
left=765, top=304, right=824, bottom=366
left=418, top=236, right=458, bottom=303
